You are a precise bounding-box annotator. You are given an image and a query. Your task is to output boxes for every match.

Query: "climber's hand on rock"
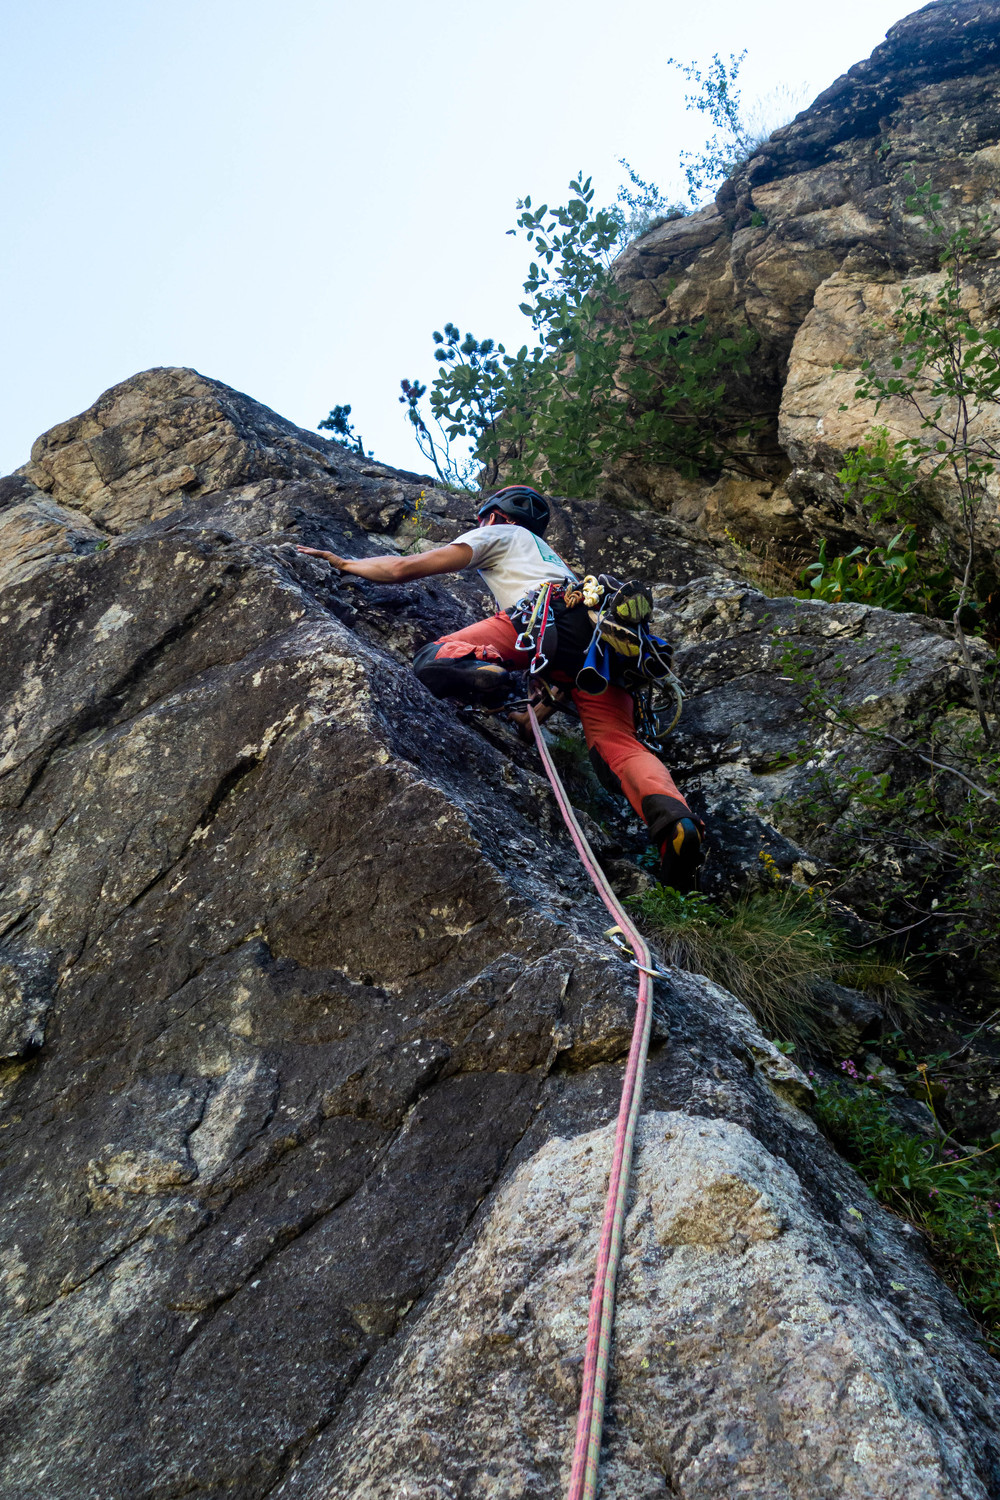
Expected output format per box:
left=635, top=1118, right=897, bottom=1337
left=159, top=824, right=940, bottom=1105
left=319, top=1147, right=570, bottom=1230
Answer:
left=296, top=546, right=345, bottom=569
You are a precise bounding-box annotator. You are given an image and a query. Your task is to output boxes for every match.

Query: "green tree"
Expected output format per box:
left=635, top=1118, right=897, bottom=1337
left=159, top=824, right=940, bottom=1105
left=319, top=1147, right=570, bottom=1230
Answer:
left=610, top=158, right=688, bottom=242
left=400, top=174, right=758, bottom=496
left=667, top=52, right=806, bottom=204
left=318, top=403, right=371, bottom=457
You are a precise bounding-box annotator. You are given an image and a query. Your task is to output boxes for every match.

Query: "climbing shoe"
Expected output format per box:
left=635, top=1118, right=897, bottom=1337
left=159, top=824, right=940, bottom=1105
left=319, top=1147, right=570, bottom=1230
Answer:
left=657, top=818, right=703, bottom=893
left=593, top=579, right=653, bottom=662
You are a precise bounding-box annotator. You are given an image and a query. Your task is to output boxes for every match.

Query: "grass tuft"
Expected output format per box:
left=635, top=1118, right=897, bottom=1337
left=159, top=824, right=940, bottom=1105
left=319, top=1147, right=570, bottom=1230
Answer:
left=723, top=530, right=805, bottom=598
left=627, top=884, right=917, bottom=1044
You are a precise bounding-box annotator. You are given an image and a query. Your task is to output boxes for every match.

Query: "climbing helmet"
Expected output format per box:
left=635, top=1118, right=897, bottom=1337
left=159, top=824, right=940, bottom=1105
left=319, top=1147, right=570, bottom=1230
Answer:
left=476, top=486, right=550, bottom=537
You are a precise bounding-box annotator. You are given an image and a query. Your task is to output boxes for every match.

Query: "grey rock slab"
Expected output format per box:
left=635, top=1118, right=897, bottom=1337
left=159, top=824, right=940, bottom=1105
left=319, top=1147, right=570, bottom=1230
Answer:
left=0, top=948, right=53, bottom=1058
left=652, top=576, right=988, bottom=895
left=0, top=493, right=106, bottom=595
left=278, top=1112, right=995, bottom=1500
left=0, top=366, right=997, bottom=1498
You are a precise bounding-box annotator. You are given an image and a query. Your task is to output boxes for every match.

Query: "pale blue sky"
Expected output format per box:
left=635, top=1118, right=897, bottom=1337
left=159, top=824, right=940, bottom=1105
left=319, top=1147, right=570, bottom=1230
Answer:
left=1, top=0, right=916, bottom=477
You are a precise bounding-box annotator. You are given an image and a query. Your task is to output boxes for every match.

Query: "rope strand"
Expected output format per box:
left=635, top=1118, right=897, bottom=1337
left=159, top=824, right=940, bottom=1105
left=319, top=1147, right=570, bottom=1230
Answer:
left=526, top=705, right=654, bottom=1500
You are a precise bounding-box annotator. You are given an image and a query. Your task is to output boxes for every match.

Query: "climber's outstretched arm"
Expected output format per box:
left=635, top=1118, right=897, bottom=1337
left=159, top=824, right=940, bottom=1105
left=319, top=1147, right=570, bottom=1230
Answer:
left=296, top=542, right=473, bottom=583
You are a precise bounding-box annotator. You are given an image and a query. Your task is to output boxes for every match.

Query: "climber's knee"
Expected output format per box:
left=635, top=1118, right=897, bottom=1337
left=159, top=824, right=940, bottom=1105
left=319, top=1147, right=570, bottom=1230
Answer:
left=413, top=640, right=516, bottom=707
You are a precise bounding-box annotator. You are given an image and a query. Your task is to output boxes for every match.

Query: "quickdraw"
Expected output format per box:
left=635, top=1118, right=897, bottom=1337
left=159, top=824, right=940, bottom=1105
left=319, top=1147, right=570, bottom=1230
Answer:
left=514, top=580, right=557, bottom=676
left=513, top=584, right=551, bottom=652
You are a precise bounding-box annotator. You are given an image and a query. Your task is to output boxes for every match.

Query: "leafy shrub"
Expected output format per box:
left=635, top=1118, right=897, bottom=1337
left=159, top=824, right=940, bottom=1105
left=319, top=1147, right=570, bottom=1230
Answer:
left=611, top=158, right=688, bottom=241
left=837, top=425, right=928, bottom=527
left=627, top=883, right=915, bottom=1043
left=400, top=175, right=757, bottom=496
left=798, top=531, right=956, bottom=617
left=814, top=1072, right=1000, bottom=1341
left=667, top=52, right=807, bottom=203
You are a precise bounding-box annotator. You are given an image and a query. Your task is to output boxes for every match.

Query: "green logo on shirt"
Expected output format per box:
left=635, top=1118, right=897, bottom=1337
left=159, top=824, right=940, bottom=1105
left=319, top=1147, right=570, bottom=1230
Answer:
left=532, top=534, right=577, bottom=578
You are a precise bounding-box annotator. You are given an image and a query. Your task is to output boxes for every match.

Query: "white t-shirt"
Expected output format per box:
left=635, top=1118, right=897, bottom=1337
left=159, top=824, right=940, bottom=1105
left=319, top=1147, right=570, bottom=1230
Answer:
left=453, top=523, right=577, bottom=613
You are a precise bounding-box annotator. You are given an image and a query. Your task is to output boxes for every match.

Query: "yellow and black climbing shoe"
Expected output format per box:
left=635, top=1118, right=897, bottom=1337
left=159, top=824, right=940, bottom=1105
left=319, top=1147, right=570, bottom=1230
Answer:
left=590, top=580, right=654, bottom=661
left=657, top=818, right=703, bottom=893
left=608, top=579, right=653, bottom=625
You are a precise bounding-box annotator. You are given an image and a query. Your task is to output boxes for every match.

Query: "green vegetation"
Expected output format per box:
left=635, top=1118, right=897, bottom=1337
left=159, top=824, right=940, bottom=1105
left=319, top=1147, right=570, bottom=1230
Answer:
left=400, top=489, right=432, bottom=554
left=774, top=178, right=1000, bottom=982
left=612, top=158, right=687, bottom=241
left=399, top=174, right=757, bottom=496
left=774, top=641, right=1000, bottom=986
left=323, top=51, right=809, bottom=497
left=815, top=178, right=1000, bottom=722
left=627, top=880, right=915, bottom=1043
left=799, top=529, right=956, bottom=616
left=393, top=51, right=814, bottom=496
left=667, top=51, right=805, bottom=204
left=813, top=1067, right=1000, bottom=1342
left=319, top=403, right=371, bottom=457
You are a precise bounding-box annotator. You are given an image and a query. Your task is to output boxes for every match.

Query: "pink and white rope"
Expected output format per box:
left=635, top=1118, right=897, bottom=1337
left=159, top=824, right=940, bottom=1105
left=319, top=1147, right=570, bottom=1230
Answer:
left=527, top=704, right=655, bottom=1500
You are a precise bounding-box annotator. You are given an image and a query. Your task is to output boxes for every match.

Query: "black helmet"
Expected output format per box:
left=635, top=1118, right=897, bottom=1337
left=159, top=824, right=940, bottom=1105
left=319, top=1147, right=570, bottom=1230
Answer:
left=476, top=486, right=550, bottom=536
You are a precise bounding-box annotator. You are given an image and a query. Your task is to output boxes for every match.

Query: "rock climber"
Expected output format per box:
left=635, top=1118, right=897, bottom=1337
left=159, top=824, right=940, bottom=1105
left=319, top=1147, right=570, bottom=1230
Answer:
left=297, top=485, right=704, bottom=889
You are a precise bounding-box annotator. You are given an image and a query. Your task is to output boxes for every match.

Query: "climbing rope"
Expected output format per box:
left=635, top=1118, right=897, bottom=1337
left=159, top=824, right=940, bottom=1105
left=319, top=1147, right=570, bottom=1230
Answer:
left=526, top=703, right=655, bottom=1500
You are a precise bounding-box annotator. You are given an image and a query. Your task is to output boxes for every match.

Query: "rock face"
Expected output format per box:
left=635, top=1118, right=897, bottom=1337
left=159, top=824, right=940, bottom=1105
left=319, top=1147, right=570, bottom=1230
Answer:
left=1, top=368, right=998, bottom=1498
left=303, top=1112, right=989, bottom=1500
left=613, top=0, right=1000, bottom=569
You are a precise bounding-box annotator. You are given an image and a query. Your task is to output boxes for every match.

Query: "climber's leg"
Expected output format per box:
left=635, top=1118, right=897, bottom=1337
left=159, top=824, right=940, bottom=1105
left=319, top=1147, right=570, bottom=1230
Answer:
left=572, top=683, right=704, bottom=889
left=413, top=614, right=531, bottom=707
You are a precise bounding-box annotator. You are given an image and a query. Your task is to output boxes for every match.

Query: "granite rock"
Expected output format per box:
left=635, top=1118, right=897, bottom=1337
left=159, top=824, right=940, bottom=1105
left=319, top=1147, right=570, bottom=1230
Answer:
left=0, top=368, right=997, bottom=1498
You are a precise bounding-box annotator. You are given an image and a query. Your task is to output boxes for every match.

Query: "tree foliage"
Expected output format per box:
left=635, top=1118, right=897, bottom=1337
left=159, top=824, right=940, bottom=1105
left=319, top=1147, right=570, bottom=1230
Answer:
left=318, top=403, right=370, bottom=457
left=832, top=176, right=1000, bottom=735
left=667, top=52, right=806, bottom=204
left=399, top=174, right=757, bottom=496
left=815, top=1071, right=1000, bottom=1341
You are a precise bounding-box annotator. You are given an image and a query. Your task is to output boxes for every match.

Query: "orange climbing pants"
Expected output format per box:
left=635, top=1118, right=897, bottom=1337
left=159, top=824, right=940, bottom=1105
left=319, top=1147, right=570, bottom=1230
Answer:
left=417, top=611, right=696, bottom=845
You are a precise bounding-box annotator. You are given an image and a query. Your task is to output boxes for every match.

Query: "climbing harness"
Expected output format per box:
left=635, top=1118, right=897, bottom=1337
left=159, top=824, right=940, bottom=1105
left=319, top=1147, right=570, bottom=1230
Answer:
left=526, top=701, right=657, bottom=1500
left=510, top=575, right=686, bottom=752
